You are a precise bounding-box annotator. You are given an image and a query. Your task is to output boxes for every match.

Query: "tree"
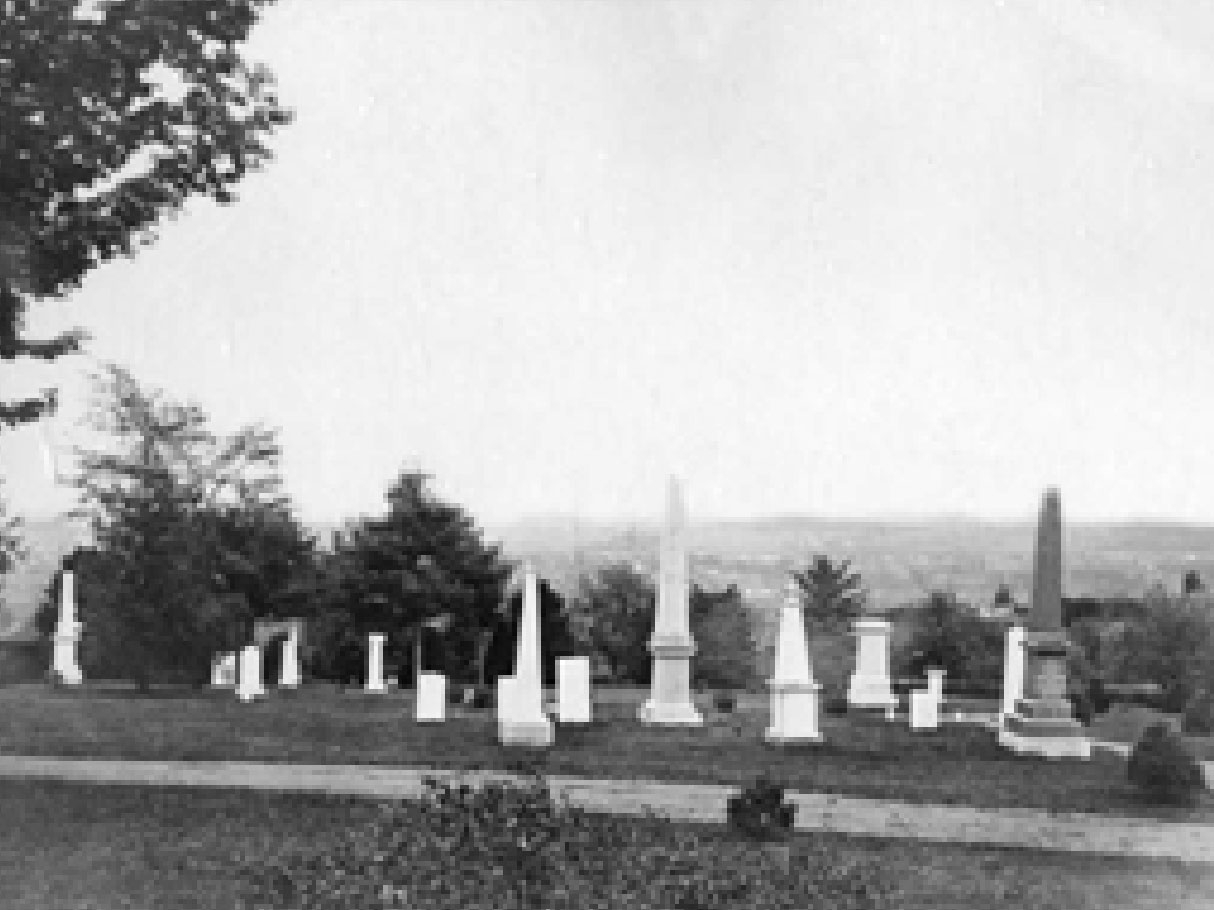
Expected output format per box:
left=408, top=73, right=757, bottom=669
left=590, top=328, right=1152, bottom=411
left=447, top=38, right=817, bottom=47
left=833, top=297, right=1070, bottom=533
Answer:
left=326, top=470, right=515, bottom=684
left=70, top=364, right=292, bottom=687
left=482, top=575, right=577, bottom=686
left=571, top=563, right=655, bottom=685
left=1107, top=590, right=1214, bottom=713
left=1, top=0, right=290, bottom=429
left=791, top=555, right=867, bottom=700
left=895, top=591, right=1003, bottom=689
left=1183, top=570, right=1206, bottom=595
left=690, top=583, right=758, bottom=690
left=570, top=565, right=759, bottom=689
left=792, top=555, right=866, bottom=633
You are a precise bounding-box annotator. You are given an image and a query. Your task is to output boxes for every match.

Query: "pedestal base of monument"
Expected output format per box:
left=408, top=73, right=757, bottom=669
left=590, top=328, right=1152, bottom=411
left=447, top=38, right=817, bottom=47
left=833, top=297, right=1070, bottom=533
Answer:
left=640, top=636, right=703, bottom=726
left=498, top=716, right=554, bottom=748
left=847, top=676, right=898, bottom=717
left=765, top=682, right=822, bottom=744
left=638, top=698, right=704, bottom=726
left=1000, top=703, right=1091, bottom=759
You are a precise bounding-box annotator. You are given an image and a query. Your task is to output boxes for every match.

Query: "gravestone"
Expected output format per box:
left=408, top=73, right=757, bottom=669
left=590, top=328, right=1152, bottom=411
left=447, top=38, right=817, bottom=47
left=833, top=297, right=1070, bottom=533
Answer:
left=498, top=568, right=554, bottom=746
left=366, top=633, right=387, bottom=693
left=279, top=625, right=301, bottom=688
left=765, top=580, right=822, bottom=743
left=639, top=477, right=703, bottom=726
left=236, top=645, right=265, bottom=702
left=496, top=675, right=517, bottom=724
left=847, top=618, right=897, bottom=715
left=1000, top=488, right=1090, bottom=759
left=1000, top=624, right=1026, bottom=722
left=416, top=672, right=446, bottom=722
left=557, top=656, right=592, bottom=724
left=211, top=652, right=238, bottom=688
left=910, top=668, right=945, bottom=731
left=51, top=570, right=83, bottom=685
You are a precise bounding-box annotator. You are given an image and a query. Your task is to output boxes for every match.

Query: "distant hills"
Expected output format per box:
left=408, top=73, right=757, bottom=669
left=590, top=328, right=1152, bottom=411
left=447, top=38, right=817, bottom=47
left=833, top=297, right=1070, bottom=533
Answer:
left=4, top=512, right=1212, bottom=642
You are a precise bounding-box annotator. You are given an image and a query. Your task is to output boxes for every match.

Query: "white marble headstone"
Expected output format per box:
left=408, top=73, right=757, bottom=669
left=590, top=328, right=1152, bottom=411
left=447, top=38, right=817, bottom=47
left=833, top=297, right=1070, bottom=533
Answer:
left=557, top=656, right=592, bottom=724
left=416, top=672, right=446, bottom=722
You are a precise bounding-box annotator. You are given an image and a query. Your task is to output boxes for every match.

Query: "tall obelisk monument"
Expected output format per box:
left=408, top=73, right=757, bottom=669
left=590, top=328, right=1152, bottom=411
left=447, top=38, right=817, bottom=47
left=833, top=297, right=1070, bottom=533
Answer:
left=1001, top=488, right=1090, bottom=758
left=639, top=477, right=703, bottom=725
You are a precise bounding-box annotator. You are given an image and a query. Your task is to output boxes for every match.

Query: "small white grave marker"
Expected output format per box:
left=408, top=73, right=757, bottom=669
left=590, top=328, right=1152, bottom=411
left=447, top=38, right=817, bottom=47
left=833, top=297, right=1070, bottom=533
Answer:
left=416, top=672, right=447, bottom=722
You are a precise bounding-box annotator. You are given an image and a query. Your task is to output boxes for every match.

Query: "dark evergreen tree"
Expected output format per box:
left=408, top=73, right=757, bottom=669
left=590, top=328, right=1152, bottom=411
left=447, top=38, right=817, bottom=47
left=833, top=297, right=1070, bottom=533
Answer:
left=571, top=563, right=655, bottom=685
left=1, top=0, right=290, bottom=429
left=482, top=575, right=576, bottom=686
left=791, top=555, right=866, bottom=633
left=328, top=470, right=515, bottom=684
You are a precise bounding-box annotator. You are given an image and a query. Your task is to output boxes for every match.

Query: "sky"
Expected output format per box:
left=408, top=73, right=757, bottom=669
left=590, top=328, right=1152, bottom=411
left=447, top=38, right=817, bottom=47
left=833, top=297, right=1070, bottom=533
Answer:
left=5, top=0, right=1214, bottom=528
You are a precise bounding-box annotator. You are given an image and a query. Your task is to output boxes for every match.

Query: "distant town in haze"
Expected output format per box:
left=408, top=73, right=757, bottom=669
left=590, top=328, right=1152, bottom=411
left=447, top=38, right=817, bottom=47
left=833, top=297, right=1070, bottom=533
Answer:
left=6, top=509, right=1212, bottom=643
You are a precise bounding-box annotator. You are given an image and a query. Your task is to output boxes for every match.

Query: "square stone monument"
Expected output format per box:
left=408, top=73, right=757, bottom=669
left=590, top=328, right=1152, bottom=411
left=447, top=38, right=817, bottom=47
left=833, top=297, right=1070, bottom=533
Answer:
left=847, top=618, right=897, bottom=716
left=236, top=645, right=265, bottom=702
left=910, top=668, right=945, bottom=731
left=416, top=672, right=447, bottom=722
left=211, top=652, right=238, bottom=688
left=557, top=656, right=593, bottom=724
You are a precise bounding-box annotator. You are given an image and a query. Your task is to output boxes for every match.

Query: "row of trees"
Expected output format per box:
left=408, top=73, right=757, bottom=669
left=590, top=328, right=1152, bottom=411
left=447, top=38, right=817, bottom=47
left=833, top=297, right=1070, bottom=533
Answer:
left=29, top=366, right=773, bottom=690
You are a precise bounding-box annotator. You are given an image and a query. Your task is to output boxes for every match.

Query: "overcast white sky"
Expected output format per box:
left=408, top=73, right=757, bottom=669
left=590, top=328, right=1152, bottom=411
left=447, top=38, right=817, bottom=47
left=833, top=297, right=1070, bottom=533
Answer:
left=5, top=0, right=1214, bottom=527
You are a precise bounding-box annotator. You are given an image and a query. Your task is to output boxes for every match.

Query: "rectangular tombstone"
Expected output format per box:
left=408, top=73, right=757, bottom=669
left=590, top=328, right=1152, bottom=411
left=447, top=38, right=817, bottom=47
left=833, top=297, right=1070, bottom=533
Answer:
left=416, top=672, right=446, bottom=722
left=557, top=656, right=592, bottom=724
left=236, top=645, right=265, bottom=702
left=910, top=689, right=940, bottom=731
left=496, top=676, right=517, bottom=724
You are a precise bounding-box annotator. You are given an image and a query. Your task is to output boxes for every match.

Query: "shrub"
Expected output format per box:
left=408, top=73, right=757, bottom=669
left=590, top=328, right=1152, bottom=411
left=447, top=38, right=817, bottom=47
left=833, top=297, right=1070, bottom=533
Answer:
left=1182, top=689, right=1214, bottom=735
left=823, top=695, right=850, bottom=716
left=714, top=692, right=736, bottom=714
left=726, top=775, right=796, bottom=841
left=1127, top=723, right=1205, bottom=805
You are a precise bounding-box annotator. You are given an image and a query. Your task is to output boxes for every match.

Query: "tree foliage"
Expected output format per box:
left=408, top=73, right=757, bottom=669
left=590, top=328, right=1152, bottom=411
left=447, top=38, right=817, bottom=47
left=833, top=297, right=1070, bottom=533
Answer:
left=895, top=591, right=1004, bottom=686
left=1106, top=590, right=1214, bottom=713
left=791, top=555, right=865, bottom=633
left=1, top=0, right=290, bottom=429
left=481, top=574, right=576, bottom=687
left=571, top=563, right=655, bottom=685
left=316, top=470, right=515, bottom=683
left=570, top=563, right=759, bottom=689
left=690, top=584, right=759, bottom=690
left=69, top=364, right=304, bottom=686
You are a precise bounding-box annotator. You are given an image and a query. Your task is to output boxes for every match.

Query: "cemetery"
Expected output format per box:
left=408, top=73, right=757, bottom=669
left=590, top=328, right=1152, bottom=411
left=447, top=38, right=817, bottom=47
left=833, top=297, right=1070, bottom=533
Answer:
left=4, top=4, right=1214, bottom=904
left=3, top=474, right=1210, bottom=909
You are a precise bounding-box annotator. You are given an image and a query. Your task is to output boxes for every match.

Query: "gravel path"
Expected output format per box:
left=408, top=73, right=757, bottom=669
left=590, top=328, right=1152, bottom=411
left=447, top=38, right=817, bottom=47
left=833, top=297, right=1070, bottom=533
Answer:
left=0, top=755, right=1211, bottom=862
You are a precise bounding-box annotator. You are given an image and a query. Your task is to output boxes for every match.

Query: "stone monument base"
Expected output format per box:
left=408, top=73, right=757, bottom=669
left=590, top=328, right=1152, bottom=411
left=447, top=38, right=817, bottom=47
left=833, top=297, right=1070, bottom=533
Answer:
left=638, top=698, right=703, bottom=726
left=765, top=683, right=822, bottom=744
left=847, top=676, right=898, bottom=716
left=498, top=716, right=554, bottom=748
left=1001, top=698, right=1090, bottom=758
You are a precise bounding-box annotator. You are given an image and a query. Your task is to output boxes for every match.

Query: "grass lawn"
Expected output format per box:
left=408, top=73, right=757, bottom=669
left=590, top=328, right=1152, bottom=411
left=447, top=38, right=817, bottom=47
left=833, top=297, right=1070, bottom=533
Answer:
left=0, top=685, right=1210, bottom=821
left=0, top=779, right=1210, bottom=910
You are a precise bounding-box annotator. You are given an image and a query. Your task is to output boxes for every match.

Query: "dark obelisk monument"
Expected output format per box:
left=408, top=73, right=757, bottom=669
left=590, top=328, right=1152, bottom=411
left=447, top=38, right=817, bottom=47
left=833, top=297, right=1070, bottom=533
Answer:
left=1001, top=488, right=1091, bottom=758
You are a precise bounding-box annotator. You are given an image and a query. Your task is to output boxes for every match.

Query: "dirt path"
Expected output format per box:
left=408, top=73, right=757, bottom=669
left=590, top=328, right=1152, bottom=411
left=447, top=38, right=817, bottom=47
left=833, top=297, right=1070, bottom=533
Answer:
left=0, top=755, right=1210, bottom=862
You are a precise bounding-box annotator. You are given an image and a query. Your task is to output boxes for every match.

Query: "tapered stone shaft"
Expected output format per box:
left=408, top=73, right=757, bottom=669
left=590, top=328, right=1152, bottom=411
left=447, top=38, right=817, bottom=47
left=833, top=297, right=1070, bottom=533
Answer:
left=1001, top=488, right=1090, bottom=759
left=639, top=477, right=702, bottom=726
left=499, top=567, right=554, bottom=746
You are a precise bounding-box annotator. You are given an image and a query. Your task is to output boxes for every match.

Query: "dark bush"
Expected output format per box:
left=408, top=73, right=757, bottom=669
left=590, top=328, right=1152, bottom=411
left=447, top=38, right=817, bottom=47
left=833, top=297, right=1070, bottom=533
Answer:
left=823, top=695, right=850, bottom=716
left=726, top=775, right=796, bottom=841
left=714, top=692, right=736, bottom=714
left=1182, top=689, right=1214, bottom=735
left=1127, top=723, right=1205, bottom=805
